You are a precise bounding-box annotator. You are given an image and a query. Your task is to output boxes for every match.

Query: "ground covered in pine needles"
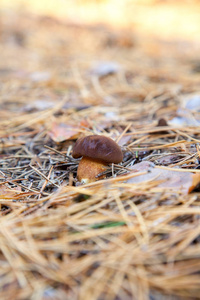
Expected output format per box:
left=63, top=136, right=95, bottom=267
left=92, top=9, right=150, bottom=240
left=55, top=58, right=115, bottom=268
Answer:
left=1, top=2, right=200, bottom=299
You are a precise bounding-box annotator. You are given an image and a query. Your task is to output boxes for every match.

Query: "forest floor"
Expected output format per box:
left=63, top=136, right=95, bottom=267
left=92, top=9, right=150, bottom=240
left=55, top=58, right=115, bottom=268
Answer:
left=0, top=1, right=200, bottom=299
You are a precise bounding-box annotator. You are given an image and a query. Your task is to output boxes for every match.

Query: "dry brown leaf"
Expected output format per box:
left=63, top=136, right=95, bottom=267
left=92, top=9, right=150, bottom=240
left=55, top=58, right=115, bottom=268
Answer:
left=126, top=161, right=200, bottom=194
left=117, top=135, right=132, bottom=146
left=48, top=122, right=82, bottom=143
left=78, top=119, right=91, bottom=129
left=0, top=185, right=22, bottom=198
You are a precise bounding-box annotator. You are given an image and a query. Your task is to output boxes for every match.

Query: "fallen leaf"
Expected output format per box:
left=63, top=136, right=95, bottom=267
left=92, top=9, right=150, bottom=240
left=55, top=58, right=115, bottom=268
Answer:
left=117, top=135, right=132, bottom=146
left=78, top=119, right=91, bottom=129
left=48, top=122, right=81, bottom=143
left=0, top=185, right=22, bottom=198
left=126, top=161, right=200, bottom=194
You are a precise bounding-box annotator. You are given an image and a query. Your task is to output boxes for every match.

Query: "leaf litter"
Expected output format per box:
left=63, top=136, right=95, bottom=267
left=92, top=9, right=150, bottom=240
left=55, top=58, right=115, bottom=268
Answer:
left=0, top=2, right=200, bottom=300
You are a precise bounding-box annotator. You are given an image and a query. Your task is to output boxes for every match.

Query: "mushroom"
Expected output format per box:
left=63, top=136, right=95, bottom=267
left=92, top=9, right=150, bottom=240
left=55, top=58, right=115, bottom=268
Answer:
left=72, top=135, right=123, bottom=184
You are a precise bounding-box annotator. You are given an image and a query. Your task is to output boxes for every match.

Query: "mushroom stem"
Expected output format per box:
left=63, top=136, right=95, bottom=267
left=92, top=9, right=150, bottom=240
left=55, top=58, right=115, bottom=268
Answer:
left=77, top=157, right=108, bottom=184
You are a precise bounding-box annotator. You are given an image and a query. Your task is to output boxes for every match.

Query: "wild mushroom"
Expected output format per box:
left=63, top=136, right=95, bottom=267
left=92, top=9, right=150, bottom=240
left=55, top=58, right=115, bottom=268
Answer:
left=72, top=135, right=123, bottom=184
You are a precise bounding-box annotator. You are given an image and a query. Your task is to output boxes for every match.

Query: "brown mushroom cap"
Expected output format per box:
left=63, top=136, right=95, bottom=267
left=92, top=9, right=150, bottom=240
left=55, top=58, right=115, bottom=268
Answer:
left=72, top=135, right=123, bottom=163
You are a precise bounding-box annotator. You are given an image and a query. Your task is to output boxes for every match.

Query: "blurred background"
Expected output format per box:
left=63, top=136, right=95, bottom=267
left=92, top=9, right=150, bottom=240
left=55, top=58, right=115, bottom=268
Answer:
left=1, top=0, right=200, bottom=40
left=0, top=0, right=200, bottom=111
